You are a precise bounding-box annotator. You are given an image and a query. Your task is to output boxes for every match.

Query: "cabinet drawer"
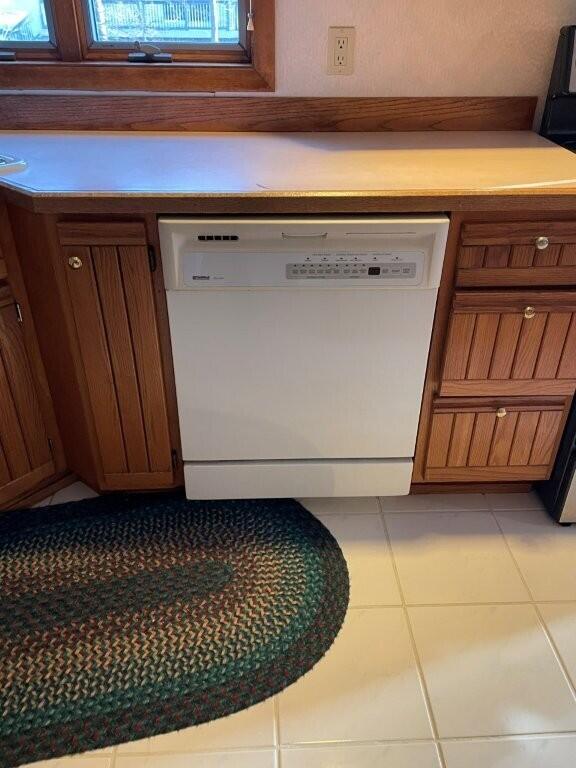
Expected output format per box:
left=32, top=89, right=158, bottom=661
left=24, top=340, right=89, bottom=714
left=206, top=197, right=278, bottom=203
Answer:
left=424, top=397, right=569, bottom=482
left=456, top=221, right=576, bottom=288
left=440, top=291, right=576, bottom=396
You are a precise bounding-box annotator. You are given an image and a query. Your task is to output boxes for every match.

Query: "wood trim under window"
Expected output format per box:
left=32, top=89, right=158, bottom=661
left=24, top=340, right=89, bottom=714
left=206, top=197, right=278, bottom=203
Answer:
left=0, top=0, right=274, bottom=91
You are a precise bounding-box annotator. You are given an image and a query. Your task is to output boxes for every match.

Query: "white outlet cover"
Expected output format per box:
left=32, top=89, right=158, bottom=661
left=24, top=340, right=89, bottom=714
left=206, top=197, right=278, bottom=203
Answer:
left=327, top=26, right=355, bottom=75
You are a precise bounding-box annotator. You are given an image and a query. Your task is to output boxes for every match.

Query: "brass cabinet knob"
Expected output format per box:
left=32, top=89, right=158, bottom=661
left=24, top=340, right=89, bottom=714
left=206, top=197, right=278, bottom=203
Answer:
left=496, top=407, right=507, bottom=418
left=536, top=236, right=549, bottom=250
left=524, top=306, right=536, bottom=319
left=68, top=256, right=83, bottom=270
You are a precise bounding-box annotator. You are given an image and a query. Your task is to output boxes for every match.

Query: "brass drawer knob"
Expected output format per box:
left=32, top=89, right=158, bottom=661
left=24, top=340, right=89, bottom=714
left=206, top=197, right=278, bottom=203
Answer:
left=524, top=306, right=536, bottom=319
left=536, top=236, right=549, bottom=250
left=68, top=256, right=83, bottom=270
left=496, top=407, right=507, bottom=418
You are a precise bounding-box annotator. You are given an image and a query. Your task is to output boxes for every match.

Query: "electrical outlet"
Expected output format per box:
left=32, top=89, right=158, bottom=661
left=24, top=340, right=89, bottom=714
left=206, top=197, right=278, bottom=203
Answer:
left=327, top=26, right=355, bottom=75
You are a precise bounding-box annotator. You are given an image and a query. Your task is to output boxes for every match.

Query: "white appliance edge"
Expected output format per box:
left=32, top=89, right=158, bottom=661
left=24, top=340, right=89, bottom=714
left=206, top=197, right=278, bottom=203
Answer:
left=160, top=217, right=449, bottom=499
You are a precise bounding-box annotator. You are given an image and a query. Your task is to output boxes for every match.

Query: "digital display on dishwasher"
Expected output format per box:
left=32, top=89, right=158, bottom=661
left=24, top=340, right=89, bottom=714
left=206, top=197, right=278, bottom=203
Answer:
left=286, top=262, right=418, bottom=279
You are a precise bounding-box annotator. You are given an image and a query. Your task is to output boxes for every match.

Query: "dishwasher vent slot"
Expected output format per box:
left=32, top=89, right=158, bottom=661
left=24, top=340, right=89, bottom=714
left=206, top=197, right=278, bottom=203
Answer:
left=197, top=235, right=239, bottom=241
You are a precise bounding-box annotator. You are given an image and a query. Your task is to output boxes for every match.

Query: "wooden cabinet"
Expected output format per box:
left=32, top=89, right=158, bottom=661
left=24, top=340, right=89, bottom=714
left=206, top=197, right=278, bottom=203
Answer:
left=57, top=222, right=176, bottom=490
left=441, top=291, right=576, bottom=396
left=456, top=221, right=576, bottom=288
left=415, top=213, right=576, bottom=488
left=0, top=284, right=59, bottom=506
left=424, top=397, right=569, bottom=482
left=0, top=202, right=66, bottom=509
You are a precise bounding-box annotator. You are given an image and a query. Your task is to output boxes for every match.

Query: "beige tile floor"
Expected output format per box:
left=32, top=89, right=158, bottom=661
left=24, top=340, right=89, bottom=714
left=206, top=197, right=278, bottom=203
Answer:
left=22, top=484, right=576, bottom=768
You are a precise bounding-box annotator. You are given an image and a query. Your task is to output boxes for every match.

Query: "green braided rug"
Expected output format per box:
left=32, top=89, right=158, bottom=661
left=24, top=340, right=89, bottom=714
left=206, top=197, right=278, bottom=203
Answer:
left=0, top=493, right=349, bottom=768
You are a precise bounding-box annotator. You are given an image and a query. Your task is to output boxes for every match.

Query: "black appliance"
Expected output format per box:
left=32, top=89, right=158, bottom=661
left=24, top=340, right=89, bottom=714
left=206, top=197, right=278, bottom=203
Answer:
left=537, top=397, right=576, bottom=525
left=537, top=26, right=576, bottom=522
left=540, top=26, right=576, bottom=151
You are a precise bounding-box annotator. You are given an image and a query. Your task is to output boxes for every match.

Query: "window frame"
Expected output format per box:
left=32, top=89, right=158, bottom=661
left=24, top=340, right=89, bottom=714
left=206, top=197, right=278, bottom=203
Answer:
left=0, top=0, right=274, bottom=91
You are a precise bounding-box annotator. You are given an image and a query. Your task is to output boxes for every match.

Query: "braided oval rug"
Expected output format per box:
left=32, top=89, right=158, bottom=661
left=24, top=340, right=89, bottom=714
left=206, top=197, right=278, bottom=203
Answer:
left=0, top=493, right=349, bottom=768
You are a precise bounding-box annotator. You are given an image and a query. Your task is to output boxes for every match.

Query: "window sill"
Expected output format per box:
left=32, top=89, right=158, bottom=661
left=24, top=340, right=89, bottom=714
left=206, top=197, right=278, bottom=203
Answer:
left=0, top=59, right=274, bottom=92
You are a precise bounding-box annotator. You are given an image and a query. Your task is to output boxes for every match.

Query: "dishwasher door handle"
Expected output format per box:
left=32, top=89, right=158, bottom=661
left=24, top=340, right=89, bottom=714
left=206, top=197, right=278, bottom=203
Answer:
left=281, top=232, right=328, bottom=239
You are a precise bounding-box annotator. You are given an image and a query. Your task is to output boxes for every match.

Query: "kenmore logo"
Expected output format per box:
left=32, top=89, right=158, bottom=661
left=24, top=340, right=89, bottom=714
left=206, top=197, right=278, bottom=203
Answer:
left=192, top=275, right=210, bottom=280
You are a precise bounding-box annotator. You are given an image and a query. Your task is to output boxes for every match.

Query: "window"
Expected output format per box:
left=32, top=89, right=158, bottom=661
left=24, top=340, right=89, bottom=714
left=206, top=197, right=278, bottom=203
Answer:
left=0, top=0, right=51, bottom=43
left=86, top=0, right=240, bottom=46
left=0, top=0, right=274, bottom=92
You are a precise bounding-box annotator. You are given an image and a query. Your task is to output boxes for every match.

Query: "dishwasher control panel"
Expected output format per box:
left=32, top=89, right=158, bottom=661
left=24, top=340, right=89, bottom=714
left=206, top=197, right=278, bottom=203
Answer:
left=178, top=249, right=426, bottom=288
left=287, top=261, right=417, bottom=280
left=285, top=250, right=424, bottom=284
left=159, top=218, right=449, bottom=291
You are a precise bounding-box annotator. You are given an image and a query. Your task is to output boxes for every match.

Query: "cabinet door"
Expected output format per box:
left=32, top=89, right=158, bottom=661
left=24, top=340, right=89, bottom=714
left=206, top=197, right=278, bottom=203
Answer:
left=456, top=220, right=576, bottom=288
left=59, top=223, right=174, bottom=490
left=0, top=285, right=56, bottom=506
left=424, top=397, right=569, bottom=482
left=440, top=291, right=576, bottom=397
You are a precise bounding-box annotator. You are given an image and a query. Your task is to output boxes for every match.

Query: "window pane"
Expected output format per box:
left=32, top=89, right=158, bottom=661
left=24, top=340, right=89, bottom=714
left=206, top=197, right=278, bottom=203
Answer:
left=0, top=0, right=50, bottom=42
left=87, top=0, right=240, bottom=45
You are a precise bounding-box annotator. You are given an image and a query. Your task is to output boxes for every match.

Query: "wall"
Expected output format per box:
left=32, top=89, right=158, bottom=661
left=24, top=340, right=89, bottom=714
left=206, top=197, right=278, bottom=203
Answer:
left=274, top=0, right=576, bottom=105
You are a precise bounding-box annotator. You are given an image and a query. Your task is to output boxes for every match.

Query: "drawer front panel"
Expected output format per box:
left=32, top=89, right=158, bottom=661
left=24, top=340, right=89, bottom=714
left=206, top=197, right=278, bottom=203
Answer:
left=440, top=291, right=576, bottom=396
left=457, top=221, right=576, bottom=287
left=424, top=398, right=568, bottom=482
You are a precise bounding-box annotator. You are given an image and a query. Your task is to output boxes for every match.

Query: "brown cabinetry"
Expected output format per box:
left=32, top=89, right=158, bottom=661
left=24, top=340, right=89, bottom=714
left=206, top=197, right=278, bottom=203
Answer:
left=415, top=213, right=576, bottom=488
left=0, top=285, right=58, bottom=505
left=57, top=222, right=176, bottom=490
left=424, top=397, right=568, bottom=482
left=0, top=201, right=66, bottom=508
left=456, top=221, right=576, bottom=288
left=441, top=291, right=576, bottom=396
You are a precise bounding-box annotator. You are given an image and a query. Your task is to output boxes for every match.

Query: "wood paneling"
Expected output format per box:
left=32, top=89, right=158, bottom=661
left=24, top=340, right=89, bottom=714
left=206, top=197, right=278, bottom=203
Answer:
left=0, top=201, right=65, bottom=508
left=64, top=244, right=128, bottom=475
left=61, top=229, right=174, bottom=489
left=8, top=190, right=576, bottom=218
left=413, top=211, right=576, bottom=487
left=119, top=246, right=172, bottom=473
left=1, top=96, right=537, bottom=132
left=462, top=221, right=576, bottom=245
left=4, top=472, right=74, bottom=510
left=412, top=482, right=533, bottom=494
left=440, top=291, right=576, bottom=396
left=0, top=285, right=56, bottom=505
left=57, top=222, right=147, bottom=246
left=424, top=397, right=569, bottom=482
left=457, top=222, right=576, bottom=287
left=92, top=247, right=149, bottom=473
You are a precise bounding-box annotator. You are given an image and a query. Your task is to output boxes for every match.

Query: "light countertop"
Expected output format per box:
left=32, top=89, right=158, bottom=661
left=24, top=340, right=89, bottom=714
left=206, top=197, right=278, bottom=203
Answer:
left=1, top=130, right=576, bottom=199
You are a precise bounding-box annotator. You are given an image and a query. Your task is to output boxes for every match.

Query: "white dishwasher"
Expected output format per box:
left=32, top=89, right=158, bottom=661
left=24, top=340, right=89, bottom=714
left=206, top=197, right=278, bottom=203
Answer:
left=159, top=217, right=449, bottom=500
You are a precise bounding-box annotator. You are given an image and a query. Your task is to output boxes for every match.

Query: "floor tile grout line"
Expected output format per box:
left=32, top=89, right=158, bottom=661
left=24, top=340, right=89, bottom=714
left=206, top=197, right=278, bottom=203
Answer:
left=377, top=498, right=447, bottom=768
left=532, top=602, right=576, bottom=705
left=273, top=695, right=282, bottom=768
left=439, top=730, right=576, bottom=743
left=278, top=730, right=576, bottom=748
left=111, top=729, right=576, bottom=758
left=381, top=509, right=492, bottom=516
left=114, top=746, right=276, bottom=757
left=348, top=599, right=576, bottom=610
left=279, top=738, right=438, bottom=750
left=490, top=508, right=576, bottom=706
